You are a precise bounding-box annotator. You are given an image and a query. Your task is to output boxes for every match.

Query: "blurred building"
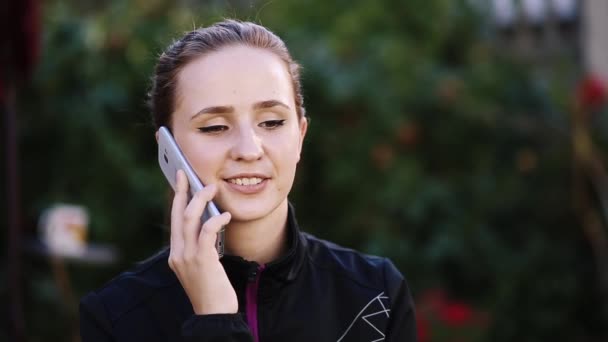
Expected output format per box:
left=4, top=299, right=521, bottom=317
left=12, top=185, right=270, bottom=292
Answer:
left=489, top=0, right=608, bottom=81
left=582, top=0, right=608, bottom=81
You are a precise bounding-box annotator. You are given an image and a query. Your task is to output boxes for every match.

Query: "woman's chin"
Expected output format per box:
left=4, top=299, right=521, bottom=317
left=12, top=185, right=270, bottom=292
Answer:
left=218, top=199, right=284, bottom=223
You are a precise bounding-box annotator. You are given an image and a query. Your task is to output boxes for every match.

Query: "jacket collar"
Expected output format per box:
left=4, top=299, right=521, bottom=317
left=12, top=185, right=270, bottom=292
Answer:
left=220, top=202, right=306, bottom=283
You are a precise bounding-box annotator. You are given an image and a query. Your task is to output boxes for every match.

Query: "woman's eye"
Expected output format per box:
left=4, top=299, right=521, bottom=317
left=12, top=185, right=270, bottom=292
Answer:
left=260, top=119, right=286, bottom=129
left=198, top=125, right=228, bottom=134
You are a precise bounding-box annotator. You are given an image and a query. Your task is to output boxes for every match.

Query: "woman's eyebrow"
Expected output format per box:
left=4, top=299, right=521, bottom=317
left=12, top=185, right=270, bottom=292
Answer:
left=253, top=100, right=290, bottom=111
left=190, top=105, right=234, bottom=120
left=190, top=100, right=290, bottom=121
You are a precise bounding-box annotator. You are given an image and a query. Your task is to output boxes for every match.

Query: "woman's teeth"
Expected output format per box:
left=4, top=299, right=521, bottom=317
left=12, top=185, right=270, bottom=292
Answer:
left=228, top=177, right=263, bottom=186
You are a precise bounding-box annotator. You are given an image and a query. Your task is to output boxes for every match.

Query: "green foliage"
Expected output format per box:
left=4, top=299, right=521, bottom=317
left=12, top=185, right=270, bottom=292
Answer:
left=5, top=0, right=607, bottom=341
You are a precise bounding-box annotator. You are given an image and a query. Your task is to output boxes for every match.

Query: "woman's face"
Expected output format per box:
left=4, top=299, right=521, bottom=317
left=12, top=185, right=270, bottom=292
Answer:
left=170, top=45, right=307, bottom=222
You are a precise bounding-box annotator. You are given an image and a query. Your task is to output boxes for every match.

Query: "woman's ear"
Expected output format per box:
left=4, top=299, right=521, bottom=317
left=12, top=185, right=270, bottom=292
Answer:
left=297, top=116, right=309, bottom=162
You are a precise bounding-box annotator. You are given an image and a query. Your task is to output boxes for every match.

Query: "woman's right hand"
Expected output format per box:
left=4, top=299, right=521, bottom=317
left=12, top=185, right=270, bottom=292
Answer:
left=168, top=169, right=237, bottom=315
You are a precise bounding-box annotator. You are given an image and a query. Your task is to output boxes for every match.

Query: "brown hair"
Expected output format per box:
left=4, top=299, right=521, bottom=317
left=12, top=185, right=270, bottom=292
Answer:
left=148, top=19, right=305, bottom=129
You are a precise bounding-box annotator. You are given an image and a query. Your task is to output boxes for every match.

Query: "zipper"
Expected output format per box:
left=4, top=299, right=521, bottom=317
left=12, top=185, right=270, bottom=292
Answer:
left=245, top=264, right=265, bottom=342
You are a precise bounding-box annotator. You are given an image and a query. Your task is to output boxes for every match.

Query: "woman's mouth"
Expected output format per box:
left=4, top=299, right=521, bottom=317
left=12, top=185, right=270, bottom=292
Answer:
left=224, top=176, right=268, bottom=194
left=227, top=177, right=263, bottom=186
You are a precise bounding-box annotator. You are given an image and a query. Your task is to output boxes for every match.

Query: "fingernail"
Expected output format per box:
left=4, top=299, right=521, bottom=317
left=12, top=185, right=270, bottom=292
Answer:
left=221, top=212, right=231, bottom=222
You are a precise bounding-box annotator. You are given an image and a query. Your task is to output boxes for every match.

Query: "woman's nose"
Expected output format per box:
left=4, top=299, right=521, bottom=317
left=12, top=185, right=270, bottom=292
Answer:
left=230, top=127, right=263, bottom=161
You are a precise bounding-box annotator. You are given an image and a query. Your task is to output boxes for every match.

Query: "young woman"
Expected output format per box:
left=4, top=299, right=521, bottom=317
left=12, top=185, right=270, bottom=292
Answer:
left=80, top=20, right=416, bottom=342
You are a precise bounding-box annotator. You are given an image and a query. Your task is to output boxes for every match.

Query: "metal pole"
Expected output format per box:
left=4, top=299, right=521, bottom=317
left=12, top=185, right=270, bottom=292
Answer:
left=5, top=81, right=26, bottom=342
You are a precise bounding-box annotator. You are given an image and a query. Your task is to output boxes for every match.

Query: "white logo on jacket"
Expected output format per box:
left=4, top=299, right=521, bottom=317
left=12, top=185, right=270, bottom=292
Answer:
left=337, top=292, right=390, bottom=342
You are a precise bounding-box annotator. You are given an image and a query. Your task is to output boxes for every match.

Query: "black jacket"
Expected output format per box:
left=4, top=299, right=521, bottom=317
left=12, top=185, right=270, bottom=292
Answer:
left=80, top=206, right=417, bottom=341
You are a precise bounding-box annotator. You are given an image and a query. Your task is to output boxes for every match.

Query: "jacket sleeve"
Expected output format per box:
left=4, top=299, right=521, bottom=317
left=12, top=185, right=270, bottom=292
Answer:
left=181, top=314, right=254, bottom=342
left=80, top=293, right=115, bottom=342
left=80, top=292, right=254, bottom=342
left=383, top=258, right=417, bottom=342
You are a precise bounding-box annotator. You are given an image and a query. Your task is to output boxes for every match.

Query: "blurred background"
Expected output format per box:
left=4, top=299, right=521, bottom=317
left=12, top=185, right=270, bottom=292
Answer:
left=2, top=0, right=608, bottom=341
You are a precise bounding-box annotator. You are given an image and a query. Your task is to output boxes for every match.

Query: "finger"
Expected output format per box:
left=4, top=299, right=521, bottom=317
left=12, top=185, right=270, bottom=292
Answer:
left=170, top=170, right=188, bottom=257
left=199, top=212, right=231, bottom=248
left=182, top=184, right=218, bottom=253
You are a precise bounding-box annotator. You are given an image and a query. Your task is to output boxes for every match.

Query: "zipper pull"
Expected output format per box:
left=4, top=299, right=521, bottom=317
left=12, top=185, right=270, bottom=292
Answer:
left=248, top=264, right=259, bottom=282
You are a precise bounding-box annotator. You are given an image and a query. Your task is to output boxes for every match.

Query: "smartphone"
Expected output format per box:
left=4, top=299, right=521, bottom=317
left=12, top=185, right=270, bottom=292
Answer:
left=157, top=126, right=225, bottom=257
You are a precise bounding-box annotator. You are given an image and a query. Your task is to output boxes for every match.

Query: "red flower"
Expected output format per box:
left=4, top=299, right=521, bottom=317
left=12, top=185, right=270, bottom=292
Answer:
left=415, top=288, right=490, bottom=340
left=416, top=315, right=430, bottom=342
left=396, top=122, right=420, bottom=147
left=370, top=143, right=395, bottom=170
left=439, top=301, right=473, bottom=327
left=577, top=75, right=607, bottom=111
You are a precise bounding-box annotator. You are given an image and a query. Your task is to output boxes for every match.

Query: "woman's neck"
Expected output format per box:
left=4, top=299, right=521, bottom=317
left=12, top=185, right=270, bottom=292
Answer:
left=223, top=200, right=289, bottom=265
